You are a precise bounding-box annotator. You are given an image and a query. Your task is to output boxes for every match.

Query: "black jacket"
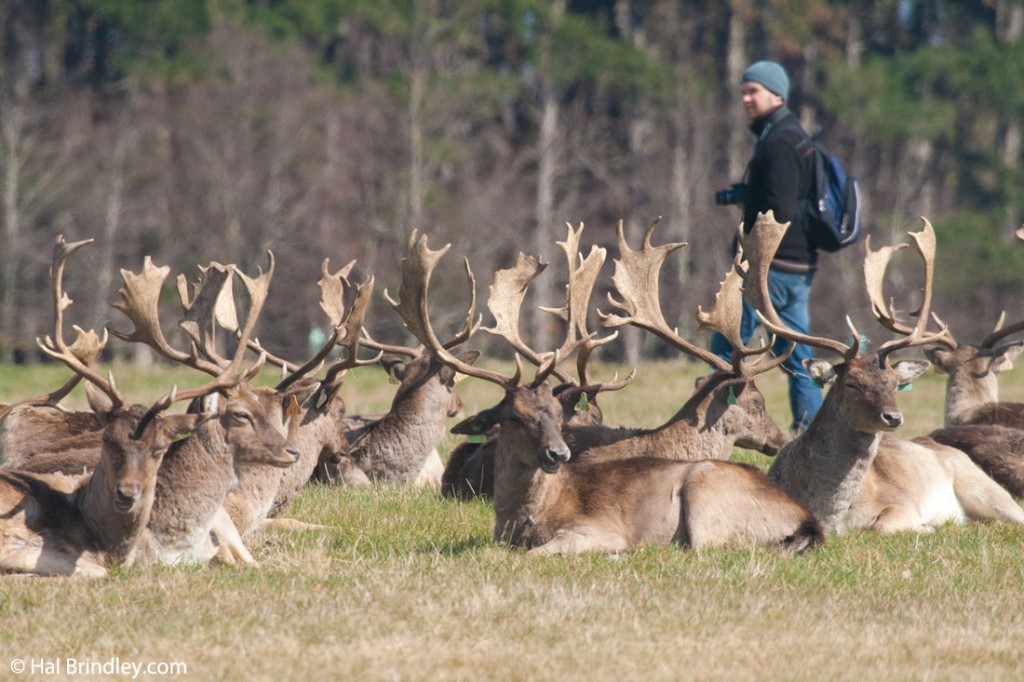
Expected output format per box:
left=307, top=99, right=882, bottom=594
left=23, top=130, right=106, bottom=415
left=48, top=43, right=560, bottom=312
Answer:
left=742, top=107, right=817, bottom=269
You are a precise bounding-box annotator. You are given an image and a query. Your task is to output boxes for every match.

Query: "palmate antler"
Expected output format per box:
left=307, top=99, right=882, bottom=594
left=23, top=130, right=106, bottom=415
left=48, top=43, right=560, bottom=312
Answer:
left=599, top=217, right=780, bottom=377
left=543, top=223, right=635, bottom=393
left=108, top=253, right=272, bottom=410
left=861, top=217, right=951, bottom=363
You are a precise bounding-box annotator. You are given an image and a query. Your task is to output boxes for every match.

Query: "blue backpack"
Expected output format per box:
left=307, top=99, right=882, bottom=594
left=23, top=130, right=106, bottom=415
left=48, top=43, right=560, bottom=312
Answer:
left=781, top=122, right=864, bottom=252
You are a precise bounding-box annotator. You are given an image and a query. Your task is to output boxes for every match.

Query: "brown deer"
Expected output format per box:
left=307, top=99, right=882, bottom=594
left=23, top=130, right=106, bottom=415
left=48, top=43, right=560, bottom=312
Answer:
left=106, top=252, right=301, bottom=565
left=441, top=220, right=789, bottom=499
left=918, top=315, right=1024, bottom=428
left=224, top=258, right=380, bottom=534
left=311, top=294, right=482, bottom=489
left=387, top=230, right=823, bottom=554
left=916, top=424, right=1024, bottom=499
left=0, top=237, right=213, bottom=577
left=441, top=224, right=631, bottom=498
left=747, top=213, right=1024, bottom=533
left=914, top=226, right=1024, bottom=428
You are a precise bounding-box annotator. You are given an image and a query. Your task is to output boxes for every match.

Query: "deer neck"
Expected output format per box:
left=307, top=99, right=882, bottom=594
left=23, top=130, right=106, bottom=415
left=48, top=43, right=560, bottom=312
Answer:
left=145, top=420, right=236, bottom=558
left=944, top=369, right=998, bottom=426
left=77, top=464, right=153, bottom=561
left=492, top=441, right=568, bottom=548
left=354, top=388, right=448, bottom=483
left=768, top=389, right=880, bottom=532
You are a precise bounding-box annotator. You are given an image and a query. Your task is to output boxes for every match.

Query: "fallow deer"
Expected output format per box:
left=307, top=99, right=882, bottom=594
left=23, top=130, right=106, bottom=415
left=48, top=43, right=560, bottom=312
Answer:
left=913, top=226, right=1024, bottom=428
left=387, top=230, right=823, bottom=554
left=916, top=424, right=1024, bottom=499
left=0, top=237, right=212, bottom=577
left=311, top=295, right=481, bottom=489
left=224, top=258, right=380, bottom=534
left=746, top=213, right=1024, bottom=533
left=441, top=220, right=790, bottom=499
left=106, top=252, right=301, bottom=565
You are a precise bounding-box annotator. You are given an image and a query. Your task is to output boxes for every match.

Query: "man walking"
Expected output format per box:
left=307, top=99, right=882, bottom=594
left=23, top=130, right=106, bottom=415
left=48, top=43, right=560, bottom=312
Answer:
left=710, top=60, right=822, bottom=433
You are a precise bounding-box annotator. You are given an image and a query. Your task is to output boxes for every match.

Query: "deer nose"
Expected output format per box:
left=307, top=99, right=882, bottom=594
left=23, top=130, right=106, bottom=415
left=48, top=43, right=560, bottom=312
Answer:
left=881, top=411, right=904, bottom=428
left=114, top=485, right=139, bottom=512
left=546, top=446, right=571, bottom=464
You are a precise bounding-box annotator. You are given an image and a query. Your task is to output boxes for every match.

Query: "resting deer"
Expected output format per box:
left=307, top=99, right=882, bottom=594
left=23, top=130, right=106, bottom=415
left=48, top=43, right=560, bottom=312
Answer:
left=442, top=225, right=632, bottom=498
left=311, top=300, right=480, bottom=489
left=914, top=227, right=1024, bottom=428
left=0, top=237, right=213, bottom=577
left=747, top=213, right=1024, bottom=533
left=441, top=221, right=789, bottom=499
left=915, top=424, right=1024, bottom=499
left=224, top=258, right=380, bottom=534
left=387, top=230, right=823, bottom=554
left=107, top=252, right=301, bottom=565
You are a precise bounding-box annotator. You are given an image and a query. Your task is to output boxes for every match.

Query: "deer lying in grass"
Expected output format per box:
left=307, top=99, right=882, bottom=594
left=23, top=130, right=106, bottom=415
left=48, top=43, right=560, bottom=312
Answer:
left=224, top=258, right=380, bottom=534
left=388, top=230, right=823, bottom=554
left=916, top=227, right=1024, bottom=428
left=915, top=424, right=1024, bottom=499
left=0, top=237, right=212, bottom=577
left=441, top=221, right=789, bottom=499
left=108, top=253, right=301, bottom=565
left=746, top=213, right=1024, bottom=533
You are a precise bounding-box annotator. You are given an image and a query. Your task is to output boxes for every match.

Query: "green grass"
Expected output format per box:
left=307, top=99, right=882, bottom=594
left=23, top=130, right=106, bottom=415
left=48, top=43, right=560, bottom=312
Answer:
left=2, top=359, right=1024, bottom=680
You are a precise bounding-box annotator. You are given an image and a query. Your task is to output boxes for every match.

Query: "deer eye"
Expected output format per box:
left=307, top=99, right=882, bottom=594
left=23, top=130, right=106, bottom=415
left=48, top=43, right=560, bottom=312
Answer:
left=230, top=410, right=252, bottom=423
left=845, top=383, right=863, bottom=393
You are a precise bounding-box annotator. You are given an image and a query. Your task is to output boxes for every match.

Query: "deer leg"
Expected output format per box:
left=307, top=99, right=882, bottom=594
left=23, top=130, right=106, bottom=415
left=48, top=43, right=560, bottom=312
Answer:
left=209, top=506, right=257, bottom=566
left=527, top=527, right=626, bottom=556
left=871, top=506, right=936, bottom=533
left=259, top=518, right=326, bottom=531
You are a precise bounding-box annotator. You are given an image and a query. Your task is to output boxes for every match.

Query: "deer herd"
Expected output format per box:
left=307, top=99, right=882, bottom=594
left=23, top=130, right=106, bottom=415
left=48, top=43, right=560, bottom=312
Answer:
left=1, top=214, right=1023, bottom=576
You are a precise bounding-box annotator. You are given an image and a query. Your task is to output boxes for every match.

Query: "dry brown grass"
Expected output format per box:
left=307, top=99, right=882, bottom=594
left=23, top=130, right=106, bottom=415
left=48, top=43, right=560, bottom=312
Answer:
left=2, top=359, right=1024, bottom=681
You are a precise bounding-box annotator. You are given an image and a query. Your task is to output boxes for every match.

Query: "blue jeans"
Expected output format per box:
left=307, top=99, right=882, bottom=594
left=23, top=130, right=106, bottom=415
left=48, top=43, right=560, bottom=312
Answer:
left=709, top=268, right=822, bottom=432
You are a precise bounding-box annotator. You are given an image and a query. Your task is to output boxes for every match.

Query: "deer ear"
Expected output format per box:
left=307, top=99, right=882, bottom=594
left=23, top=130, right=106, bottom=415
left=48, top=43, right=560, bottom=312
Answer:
left=892, top=359, right=931, bottom=384
left=803, top=358, right=838, bottom=386
left=451, top=404, right=502, bottom=435
left=923, top=346, right=952, bottom=373
left=992, top=342, right=1024, bottom=374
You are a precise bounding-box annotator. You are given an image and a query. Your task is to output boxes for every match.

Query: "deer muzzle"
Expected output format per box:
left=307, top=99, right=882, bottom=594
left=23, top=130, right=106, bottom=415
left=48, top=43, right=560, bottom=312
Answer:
left=114, top=484, right=140, bottom=513
left=539, top=445, right=571, bottom=474
left=881, top=411, right=904, bottom=429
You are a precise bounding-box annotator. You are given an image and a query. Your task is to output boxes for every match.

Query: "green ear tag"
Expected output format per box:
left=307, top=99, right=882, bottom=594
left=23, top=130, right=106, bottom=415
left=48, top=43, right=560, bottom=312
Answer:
left=466, top=434, right=488, bottom=443
left=811, top=380, right=824, bottom=389
left=898, top=382, right=913, bottom=392
left=574, top=393, right=590, bottom=413
left=727, top=386, right=738, bottom=405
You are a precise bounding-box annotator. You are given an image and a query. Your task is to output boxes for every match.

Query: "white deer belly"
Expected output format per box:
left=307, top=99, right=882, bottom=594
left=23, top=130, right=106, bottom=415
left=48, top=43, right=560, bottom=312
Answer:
left=916, top=480, right=966, bottom=527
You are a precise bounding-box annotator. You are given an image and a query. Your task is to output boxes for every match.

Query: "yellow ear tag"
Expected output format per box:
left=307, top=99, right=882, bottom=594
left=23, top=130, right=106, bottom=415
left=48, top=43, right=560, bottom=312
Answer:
left=574, top=393, right=590, bottom=412
left=453, top=372, right=468, bottom=385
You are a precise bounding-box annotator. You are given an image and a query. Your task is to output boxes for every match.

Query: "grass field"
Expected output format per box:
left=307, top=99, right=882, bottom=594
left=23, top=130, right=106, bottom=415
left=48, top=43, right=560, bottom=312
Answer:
left=2, top=359, right=1024, bottom=681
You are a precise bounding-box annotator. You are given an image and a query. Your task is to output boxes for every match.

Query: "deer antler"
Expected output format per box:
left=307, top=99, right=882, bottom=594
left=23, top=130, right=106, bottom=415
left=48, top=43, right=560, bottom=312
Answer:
left=600, top=217, right=731, bottom=370
left=385, top=231, right=520, bottom=391
left=867, top=218, right=951, bottom=364
left=36, top=236, right=124, bottom=409
left=696, top=254, right=792, bottom=377
left=740, top=212, right=861, bottom=360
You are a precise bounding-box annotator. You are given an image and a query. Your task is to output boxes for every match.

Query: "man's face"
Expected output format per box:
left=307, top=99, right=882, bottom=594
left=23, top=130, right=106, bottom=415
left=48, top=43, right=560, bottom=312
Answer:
left=741, top=81, right=784, bottom=122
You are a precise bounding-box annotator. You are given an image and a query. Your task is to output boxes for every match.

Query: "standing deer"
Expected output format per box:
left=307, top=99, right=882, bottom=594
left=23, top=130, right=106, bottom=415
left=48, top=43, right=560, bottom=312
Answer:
left=387, top=230, right=823, bottom=554
left=0, top=237, right=213, bottom=577
left=747, top=213, right=1024, bottom=533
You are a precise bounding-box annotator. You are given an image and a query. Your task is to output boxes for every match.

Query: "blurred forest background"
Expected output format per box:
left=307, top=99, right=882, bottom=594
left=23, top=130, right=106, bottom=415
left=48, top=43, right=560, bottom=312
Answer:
left=2, top=0, right=1023, bottom=366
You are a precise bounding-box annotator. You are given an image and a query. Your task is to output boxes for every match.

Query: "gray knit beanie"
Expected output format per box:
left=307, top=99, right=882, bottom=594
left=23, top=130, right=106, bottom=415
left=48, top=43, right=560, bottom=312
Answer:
left=741, top=60, right=790, bottom=101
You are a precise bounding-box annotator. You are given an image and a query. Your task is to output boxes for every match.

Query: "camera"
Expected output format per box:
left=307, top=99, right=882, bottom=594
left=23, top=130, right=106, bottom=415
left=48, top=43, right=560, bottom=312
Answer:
left=715, top=183, right=747, bottom=206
